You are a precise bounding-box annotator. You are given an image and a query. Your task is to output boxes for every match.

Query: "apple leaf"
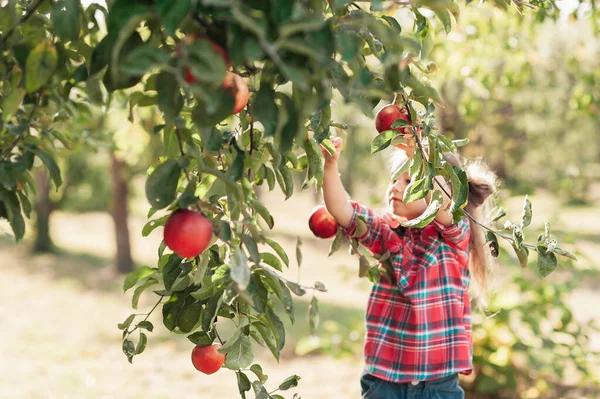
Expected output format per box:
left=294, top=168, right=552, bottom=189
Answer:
left=123, top=265, right=158, bottom=292
left=223, top=335, right=254, bottom=370
left=145, top=159, right=182, bottom=209
left=230, top=247, right=250, bottom=291
left=279, top=375, right=301, bottom=391
left=400, top=190, right=443, bottom=228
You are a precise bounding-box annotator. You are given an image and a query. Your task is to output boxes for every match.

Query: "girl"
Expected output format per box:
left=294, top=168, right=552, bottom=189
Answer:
left=320, top=135, right=496, bottom=399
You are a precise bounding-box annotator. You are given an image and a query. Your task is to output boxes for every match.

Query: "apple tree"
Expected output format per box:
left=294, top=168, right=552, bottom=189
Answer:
left=0, top=0, right=587, bottom=397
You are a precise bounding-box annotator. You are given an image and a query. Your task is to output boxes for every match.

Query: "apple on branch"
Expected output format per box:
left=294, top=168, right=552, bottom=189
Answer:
left=191, top=344, right=226, bottom=375
left=308, top=205, right=338, bottom=239
left=164, top=209, right=213, bottom=258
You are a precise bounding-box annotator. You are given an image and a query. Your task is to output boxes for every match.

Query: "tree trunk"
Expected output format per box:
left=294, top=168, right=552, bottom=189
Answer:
left=33, top=168, right=54, bottom=253
left=110, top=151, right=134, bottom=274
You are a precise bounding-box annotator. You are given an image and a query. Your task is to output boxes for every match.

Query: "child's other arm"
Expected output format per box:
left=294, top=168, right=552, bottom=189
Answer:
left=321, top=137, right=353, bottom=229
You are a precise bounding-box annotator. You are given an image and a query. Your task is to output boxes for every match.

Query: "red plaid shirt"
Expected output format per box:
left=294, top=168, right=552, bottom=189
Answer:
left=343, top=202, right=473, bottom=383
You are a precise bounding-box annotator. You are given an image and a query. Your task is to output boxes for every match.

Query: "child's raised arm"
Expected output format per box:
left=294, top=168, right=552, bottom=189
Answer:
left=320, top=137, right=353, bottom=229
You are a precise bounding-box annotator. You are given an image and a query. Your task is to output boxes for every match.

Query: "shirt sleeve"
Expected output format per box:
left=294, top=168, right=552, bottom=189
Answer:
left=341, top=202, right=388, bottom=252
left=432, top=217, right=470, bottom=250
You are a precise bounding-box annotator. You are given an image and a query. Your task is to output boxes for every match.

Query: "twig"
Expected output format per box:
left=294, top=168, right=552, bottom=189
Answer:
left=126, top=295, right=164, bottom=335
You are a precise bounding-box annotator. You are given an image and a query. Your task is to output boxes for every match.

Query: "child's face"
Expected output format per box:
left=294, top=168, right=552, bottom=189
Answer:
left=386, top=169, right=428, bottom=220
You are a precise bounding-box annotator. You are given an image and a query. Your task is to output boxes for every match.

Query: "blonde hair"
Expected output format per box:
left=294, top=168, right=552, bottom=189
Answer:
left=389, top=150, right=497, bottom=305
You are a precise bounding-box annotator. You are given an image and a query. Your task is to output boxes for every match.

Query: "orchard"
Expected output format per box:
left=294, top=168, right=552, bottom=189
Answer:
left=1, top=0, right=598, bottom=398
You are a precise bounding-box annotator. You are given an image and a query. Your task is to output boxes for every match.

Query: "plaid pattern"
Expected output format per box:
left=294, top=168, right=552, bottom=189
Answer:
left=343, top=202, right=473, bottom=383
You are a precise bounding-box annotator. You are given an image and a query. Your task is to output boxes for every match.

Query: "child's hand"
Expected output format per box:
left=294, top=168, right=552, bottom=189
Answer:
left=320, top=136, right=343, bottom=167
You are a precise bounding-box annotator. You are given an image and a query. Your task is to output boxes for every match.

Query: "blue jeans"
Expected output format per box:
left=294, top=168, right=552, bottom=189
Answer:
left=360, top=373, right=465, bottom=399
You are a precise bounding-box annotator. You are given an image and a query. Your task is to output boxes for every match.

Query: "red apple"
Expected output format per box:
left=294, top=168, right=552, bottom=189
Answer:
left=308, top=205, right=338, bottom=239
left=179, top=34, right=232, bottom=84
left=375, top=104, right=412, bottom=134
left=164, top=209, right=213, bottom=258
left=191, top=344, right=226, bottom=375
left=222, top=72, right=249, bottom=114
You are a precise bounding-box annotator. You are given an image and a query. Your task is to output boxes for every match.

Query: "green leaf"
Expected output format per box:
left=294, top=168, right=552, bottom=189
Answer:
left=512, top=243, right=529, bottom=268
left=162, top=254, right=184, bottom=292
left=184, top=39, right=226, bottom=84
left=106, top=0, right=152, bottom=33
left=250, top=364, right=268, bottom=384
left=123, top=266, right=158, bottom=292
left=188, top=331, right=214, bottom=346
left=278, top=164, right=294, bottom=199
left=135, top=332, right=148, bottom=355
left=122, top=339, right=135, bottom=362
left=252, top=85, right=278, bottom=137
left=237, top=371, right=252, bottom=398
left=309, top=295, right=319, bottom=335
left=391, top=158, right=410, bottom=183
left=2, top=88, right=25, bottom=122
left=260, top=253, right=283, bottom=271
left=240, top=233, right=261, bottom=264
left=403, top=177, right=428, bottom=204
left=229, top=148, right=245, bottom=182
left=358, top=255, right=370, bottom=278
left=251, top=199, right=274, bottom=229
left=303, top=139, right=324, bottom=189
left=433, top=7, right=453, bottom=34
left=223, top=335, right=254, bottom=370
left=436, top=134, right=457, bottom=153
left=400, top=190, right=443, bottom=228
left=484, top=231, right=499, bottom=258
left=145, top=160, right=182, bottom=209
left=371, top=130, right=395, bottom=154
left=452, top=138, right=469, bottom=147
left=29, top=147, right=62, bottom=189
left=156, top=0, right=191, bottom=35
left=137, top=321, right=154, bottom=332
left=285, top=281, right=306, bottom=296
left=553, top=247, right=577, bottom=261
left=52, top=0, right=81, bottom=42
left=118, top=314, right=135, bottom=330
left=264, top=238, right=289, bottom=267
left=120, top=45, right=169, bottom=76
left=25, top=41, right=58, bottom=93
left=279, top=375, right=301, bottom=391
left=492, top=207, right=506, bottom=223
left=296, top=236, right=302, bottom=268
left=202, top=291, right=223, bottom=331
left=445, top=164, right=468, bottom=213
left=521, top=195, right=532, bottom=228
left=230, top=247, right=250, bottom=291
left=382, top=15, right=402, bottom=33
left=536, top=245, right=557, bottom=278
left=253, top=324, right=279, bottom=361
left=279, top=95, right=299, bottom=154
left=0, top=187, right=25, bottom=240
left=131, top=278, right=158, bottom=309
left=328, top=228, right=344, bottom=256
left=252, top=381, right=270, bottom=399
left=177, top=299, right=202, bottom=333
left=142, top=215, right=169, bottom=237
left=156, top=72, right=183, bottom=122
